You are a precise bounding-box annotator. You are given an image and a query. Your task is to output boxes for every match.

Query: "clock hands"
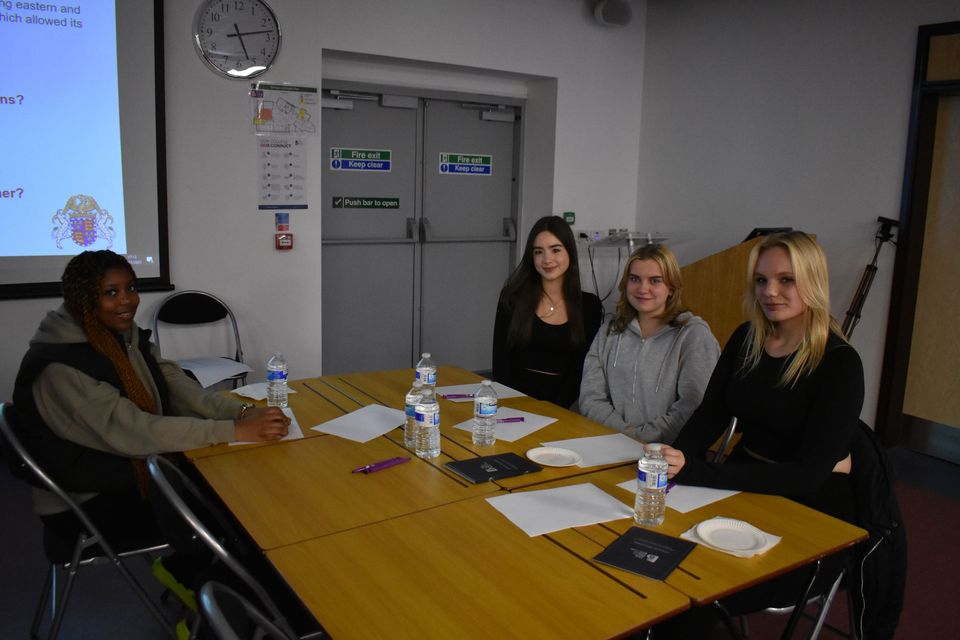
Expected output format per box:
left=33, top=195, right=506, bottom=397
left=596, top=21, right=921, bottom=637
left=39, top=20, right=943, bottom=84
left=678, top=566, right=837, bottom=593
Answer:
left=226, top=29, right=274, bottom=38
left=231, top=23, right=250, bottom=59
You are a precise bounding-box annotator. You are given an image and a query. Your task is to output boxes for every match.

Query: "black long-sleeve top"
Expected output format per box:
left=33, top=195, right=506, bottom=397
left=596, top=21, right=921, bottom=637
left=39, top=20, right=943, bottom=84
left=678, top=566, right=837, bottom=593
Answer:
left=672, top=322, right=863, bottom=517
left=492, top=292, right=603, bottom=409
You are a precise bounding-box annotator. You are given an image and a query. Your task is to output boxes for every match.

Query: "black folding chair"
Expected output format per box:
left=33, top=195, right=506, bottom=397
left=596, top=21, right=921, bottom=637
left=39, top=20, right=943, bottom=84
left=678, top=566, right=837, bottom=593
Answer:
left=151, top=290, right=248, bottom=388
left=0, top=403, right=174, bottom=639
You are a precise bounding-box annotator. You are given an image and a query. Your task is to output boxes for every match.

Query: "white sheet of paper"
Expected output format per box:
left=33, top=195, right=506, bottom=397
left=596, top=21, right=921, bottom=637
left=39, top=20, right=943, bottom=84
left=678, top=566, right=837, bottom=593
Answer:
left=179, top=358, right=253, bottom=388
left=231, top=382, right=297, bottom=401
left=452, top=407, right=556, bottom=442
left=615, top=479, right=740, bottom=513
left=231, top=407, right=304, bottom=445
left=436, top=382, right=525, bottom=402
left=486, top=483, right=633, bottom=537
left=310, top=404, right=405, bottom=443
left=540, top=433, right=646, bottom=467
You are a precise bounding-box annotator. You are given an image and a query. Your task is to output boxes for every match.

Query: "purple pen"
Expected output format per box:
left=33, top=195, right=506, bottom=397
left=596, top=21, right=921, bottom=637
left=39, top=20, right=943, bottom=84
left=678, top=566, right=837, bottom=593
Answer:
left=352, top=456, right=410, bottom=474
left=665, top=481, right=677, bottom=494
left=441, top=393, right=473, bottom=399
left=496, top=417, right=524, bottom=423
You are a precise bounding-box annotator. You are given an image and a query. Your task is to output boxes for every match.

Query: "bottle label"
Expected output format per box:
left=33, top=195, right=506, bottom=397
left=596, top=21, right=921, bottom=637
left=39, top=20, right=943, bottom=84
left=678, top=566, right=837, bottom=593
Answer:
left=267, top=370, right=287, bottom=382
left=415, top=410, right=439, bottom=426
left=475, top=400, right=497, bottom=417
left=638, top=469, right=668, bottom=489
left=416, top=369, right=437, bottom=385
left=405, top=403, right=416, bottom=418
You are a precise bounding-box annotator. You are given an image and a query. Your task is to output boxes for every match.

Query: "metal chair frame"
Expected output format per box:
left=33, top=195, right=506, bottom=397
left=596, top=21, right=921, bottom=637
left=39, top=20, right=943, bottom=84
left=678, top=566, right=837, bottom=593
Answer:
left=146, top=455, right=300, bottom=640
left=199, top=581, right=291, bottom=640
left=0, top=403, right=174, bottom=639
left=151, top=290, right=247, bottom=388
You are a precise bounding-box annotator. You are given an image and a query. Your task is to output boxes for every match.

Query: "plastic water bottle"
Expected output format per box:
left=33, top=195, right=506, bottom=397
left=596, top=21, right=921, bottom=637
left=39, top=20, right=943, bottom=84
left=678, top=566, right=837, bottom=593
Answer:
left=472, top=380, right=498, bottom=446
left=403, top=380, right=424, bottom=450
left=415, top=352, right=437, bottom=389
left=635, top=443, right=669, bottom=526
left=414, top=388, right=440, bottom=459
left=266, top=352, right=288, bottom=408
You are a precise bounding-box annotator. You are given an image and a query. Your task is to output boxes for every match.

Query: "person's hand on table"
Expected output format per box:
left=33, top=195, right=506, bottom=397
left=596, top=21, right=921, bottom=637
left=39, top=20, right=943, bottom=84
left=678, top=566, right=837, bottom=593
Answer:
left=661, top=444, right=685, bottom=479
left=234, top=407, right=290, bottom=442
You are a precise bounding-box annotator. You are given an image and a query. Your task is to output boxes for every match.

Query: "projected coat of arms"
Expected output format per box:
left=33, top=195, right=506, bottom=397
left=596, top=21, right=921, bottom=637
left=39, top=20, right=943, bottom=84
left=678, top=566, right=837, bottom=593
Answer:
left=51, top=195, right=115, bottom=249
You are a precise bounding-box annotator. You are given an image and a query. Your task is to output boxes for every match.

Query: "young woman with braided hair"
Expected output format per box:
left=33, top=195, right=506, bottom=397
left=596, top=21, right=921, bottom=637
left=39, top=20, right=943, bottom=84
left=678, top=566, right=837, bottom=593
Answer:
left=10, top=250, right=288, bottom=598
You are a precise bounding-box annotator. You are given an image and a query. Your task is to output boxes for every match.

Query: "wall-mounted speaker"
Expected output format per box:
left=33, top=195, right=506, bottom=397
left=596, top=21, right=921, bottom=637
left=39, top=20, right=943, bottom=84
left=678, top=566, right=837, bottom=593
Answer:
left=594, top=0, right=632, bottom=27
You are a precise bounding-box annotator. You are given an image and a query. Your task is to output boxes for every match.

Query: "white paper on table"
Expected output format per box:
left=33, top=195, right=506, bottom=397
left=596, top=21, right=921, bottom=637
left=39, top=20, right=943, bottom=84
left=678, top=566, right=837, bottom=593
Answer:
left=231, top=382, right=297, bottom=401
left=310, top=404, right=405, bottom=443
left=486, top=483, right=633, bottom=537
left=451, top=407, right=556, bottom=442
left=616, top=479, right=740, bottom=513
left=179, top=358, right=253, bottom=388
left=436, top=382, right=525, bottom=402
left=231, top=407, right=304, bottom=445
left=540, top=433, right=646, bottom=468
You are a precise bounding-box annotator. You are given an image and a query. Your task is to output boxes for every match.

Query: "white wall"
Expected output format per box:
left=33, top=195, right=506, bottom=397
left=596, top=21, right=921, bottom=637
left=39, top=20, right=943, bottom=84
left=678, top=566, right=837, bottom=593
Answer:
left=0, top=0, right=647, bottom=399
left=635, top=0, right=959, bottom=424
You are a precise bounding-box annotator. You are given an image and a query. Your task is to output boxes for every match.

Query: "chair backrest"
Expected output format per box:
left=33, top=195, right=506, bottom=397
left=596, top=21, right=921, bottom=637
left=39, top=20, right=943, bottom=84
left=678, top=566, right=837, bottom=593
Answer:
left=151, top=290, right=243, bottom=363
left=713, top=416, right=739, bottom=464
left=0, top=402, right=115, bottom=558
left=199, top=581, right=293, bottom=640
left=146, top=455, right=295, bottom=638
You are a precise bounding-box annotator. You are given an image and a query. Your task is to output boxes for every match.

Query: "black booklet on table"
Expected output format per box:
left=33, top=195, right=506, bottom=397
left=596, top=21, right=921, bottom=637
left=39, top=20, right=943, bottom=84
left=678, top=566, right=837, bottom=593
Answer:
left=444, top=453, right=542, bottom=484
left=593, top=527, right=696, bottom=581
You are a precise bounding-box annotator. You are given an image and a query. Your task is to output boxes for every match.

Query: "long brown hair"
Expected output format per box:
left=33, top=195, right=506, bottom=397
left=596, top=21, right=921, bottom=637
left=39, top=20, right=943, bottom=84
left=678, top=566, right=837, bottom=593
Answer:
left=62, top=251, right=157, bottom=414
left=499, top=216, right=587, bottom=349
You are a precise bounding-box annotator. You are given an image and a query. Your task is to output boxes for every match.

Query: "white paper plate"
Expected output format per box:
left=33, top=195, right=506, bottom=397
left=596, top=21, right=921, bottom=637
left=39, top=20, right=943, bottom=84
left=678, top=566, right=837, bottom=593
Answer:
left=526, top=447, right=582, bottom=467
left=696, top=518, right=767, bottom=552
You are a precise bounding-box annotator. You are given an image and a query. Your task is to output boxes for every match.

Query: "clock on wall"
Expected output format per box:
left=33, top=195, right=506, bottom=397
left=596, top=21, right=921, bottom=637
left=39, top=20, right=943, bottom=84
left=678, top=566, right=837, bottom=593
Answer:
left=193, top=0, right=281, bottom=79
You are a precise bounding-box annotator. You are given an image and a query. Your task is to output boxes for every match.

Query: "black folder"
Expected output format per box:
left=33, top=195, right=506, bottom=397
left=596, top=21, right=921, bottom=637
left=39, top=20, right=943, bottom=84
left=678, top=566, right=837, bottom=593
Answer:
left=444, top=453, right=542, bottom=484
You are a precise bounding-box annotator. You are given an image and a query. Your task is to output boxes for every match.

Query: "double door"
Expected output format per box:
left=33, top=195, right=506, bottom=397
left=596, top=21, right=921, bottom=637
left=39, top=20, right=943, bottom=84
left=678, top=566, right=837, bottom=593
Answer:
left=321, top=87, right=519, bottom=374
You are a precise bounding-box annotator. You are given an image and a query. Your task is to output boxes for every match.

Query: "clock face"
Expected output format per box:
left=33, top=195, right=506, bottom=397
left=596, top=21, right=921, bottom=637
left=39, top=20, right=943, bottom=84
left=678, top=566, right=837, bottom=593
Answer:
left=193, top=0, right=281, bottom=79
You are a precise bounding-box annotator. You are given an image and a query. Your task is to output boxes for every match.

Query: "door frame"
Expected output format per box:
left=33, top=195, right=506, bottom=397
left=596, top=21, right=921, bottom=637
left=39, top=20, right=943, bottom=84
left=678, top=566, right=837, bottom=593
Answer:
left=877, top=21, right=960, bottom=461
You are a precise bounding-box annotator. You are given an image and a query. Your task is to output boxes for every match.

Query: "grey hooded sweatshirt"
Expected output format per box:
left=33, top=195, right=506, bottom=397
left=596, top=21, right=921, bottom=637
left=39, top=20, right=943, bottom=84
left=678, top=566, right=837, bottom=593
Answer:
left=579, top=311, right=720, bottom=444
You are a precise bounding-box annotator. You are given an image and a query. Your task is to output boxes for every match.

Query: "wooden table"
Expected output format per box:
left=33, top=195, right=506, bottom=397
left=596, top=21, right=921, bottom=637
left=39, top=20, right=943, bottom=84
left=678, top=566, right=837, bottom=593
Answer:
left=194, top=432, right=498, bottom=550
left=315, top=366, right=640, bottom=488
left=533, top=466, right=868, bottom=604
left=188, top=365, right=867, bottom=637
left=267, top=494, right=690, bottom=639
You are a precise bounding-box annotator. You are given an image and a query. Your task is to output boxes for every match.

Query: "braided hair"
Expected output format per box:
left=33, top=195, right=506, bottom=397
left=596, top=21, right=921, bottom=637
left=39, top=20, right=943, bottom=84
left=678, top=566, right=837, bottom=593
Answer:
left=61, top=250, right=157, bottom=414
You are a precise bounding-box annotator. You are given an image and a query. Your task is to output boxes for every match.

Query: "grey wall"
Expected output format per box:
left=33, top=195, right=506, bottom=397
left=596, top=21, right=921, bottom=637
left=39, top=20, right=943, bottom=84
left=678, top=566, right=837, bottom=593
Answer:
left=635, top=0, right=959, bottom=424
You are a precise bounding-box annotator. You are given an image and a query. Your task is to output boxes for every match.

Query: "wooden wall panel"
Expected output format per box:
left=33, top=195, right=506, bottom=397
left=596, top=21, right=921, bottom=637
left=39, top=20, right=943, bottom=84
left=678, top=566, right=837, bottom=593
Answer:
left=680, top=237, right=762, bottom=348
left=927, top=33, right=960, bottom=82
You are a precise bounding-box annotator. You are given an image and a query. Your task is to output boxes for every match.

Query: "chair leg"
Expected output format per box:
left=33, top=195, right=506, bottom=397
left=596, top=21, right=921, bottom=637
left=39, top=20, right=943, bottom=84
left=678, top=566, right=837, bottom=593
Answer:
left=29, top=564, right=54, bottom=640
left=108, top=555, right=177, bottom=638
left=781, top=560, right=821, bottom=640
left=47, top=548, right=86, bottom=640
left=807, top=570, right=843, bottom=640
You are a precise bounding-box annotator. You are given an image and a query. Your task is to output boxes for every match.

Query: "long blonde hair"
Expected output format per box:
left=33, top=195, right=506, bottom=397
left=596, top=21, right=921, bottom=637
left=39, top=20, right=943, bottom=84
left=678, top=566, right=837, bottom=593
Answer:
left=610, top=244, right=686, bottom=334
left=742, top=232, right=845, bottom=387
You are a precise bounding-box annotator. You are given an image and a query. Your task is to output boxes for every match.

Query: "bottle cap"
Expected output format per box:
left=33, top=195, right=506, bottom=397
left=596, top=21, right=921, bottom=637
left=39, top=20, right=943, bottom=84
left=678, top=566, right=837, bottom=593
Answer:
left=421, top=352, right=431, bottom=358
left=481, top=379, right=492, bottom=386
left=646, top=442, right=663, bottom=452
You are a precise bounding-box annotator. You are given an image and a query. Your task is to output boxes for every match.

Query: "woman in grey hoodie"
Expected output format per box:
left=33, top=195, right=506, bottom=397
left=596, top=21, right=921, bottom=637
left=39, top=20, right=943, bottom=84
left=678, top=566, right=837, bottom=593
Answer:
left=579, top=244, right=719, bottom=443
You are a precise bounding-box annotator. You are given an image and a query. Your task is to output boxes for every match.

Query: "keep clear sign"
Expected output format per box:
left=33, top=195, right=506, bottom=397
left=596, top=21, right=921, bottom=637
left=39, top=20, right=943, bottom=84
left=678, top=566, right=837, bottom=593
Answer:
left=439, top=153, right=492, bottom=176
left=330, top=148, right=391, bottom=172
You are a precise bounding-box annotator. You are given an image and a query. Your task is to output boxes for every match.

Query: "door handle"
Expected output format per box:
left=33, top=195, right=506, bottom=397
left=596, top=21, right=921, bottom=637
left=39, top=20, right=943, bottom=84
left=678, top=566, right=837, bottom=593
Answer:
left=417, top=216, right=518, bottom=243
